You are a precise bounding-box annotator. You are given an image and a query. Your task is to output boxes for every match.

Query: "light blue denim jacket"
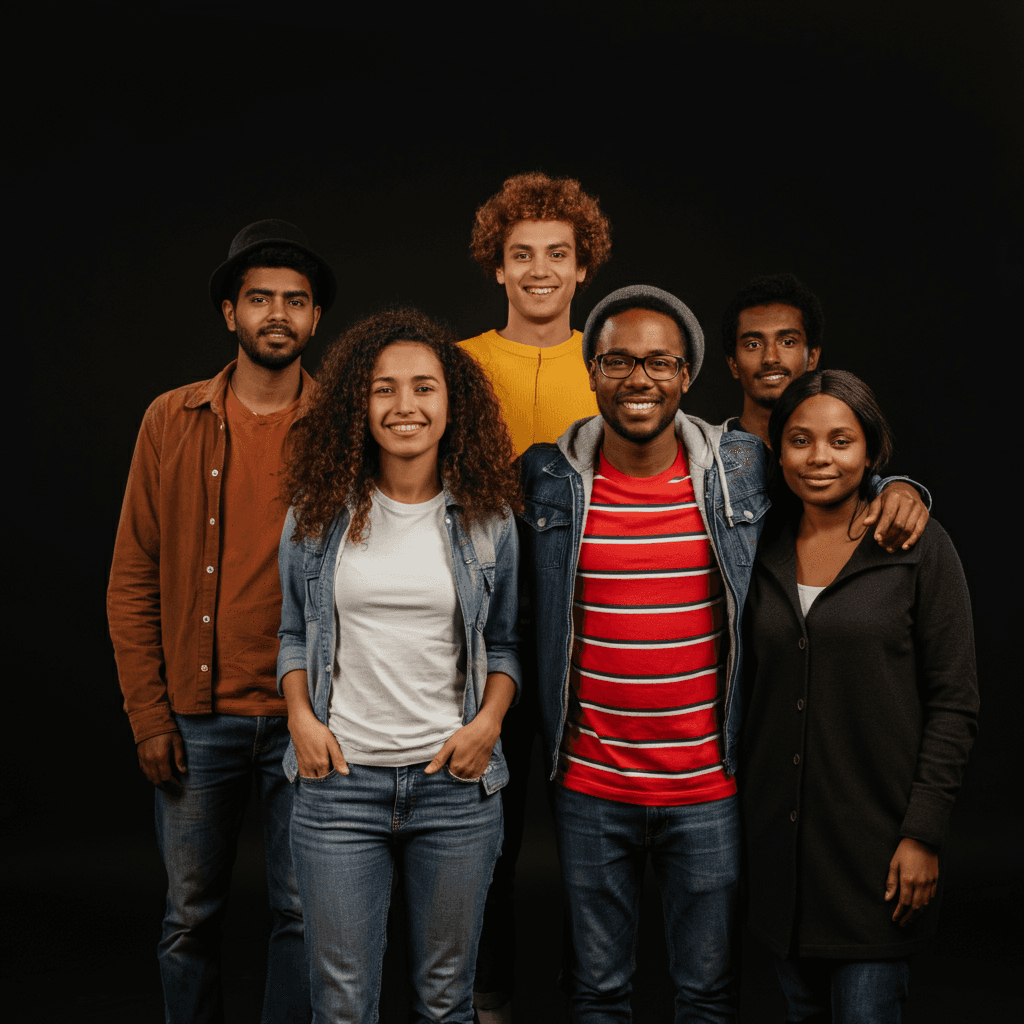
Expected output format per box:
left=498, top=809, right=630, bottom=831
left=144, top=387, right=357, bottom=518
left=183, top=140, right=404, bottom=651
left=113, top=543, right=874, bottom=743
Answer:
left=519, top=413, right=930, bottom=779
left=276, top=491, right=521, bottom=794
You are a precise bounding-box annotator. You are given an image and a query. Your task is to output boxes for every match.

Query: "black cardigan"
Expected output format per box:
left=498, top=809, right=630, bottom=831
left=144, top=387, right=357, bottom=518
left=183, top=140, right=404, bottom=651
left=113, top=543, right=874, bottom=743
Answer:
left=740, top=517, right=978, bottom=959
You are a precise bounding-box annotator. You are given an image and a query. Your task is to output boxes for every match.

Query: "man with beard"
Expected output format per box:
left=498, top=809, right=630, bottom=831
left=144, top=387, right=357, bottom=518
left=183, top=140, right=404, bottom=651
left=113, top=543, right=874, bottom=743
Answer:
left=720, top=272, right=822, bottom=443
left=517, top=285, right=929, bottom=1022
left=719, top=272, right=927, bottom=547
left=108, top=220, right=335, bottom=1023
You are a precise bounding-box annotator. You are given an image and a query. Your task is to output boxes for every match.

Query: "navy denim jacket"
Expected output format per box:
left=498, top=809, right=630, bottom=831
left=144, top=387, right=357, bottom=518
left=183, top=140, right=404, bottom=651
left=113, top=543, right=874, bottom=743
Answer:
left=276, top=492, right=521, bottom=793
left=519, top=413, right=930, bottom=779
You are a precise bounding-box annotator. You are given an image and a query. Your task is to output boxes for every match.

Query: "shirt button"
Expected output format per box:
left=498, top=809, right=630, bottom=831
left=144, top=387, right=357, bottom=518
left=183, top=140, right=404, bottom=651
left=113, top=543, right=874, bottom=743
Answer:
left=793, top=754, right=801, bottom=765
left=206, top=566, right=214, bottom=573
left=743, top=510, right=753, bottom=519
left=796, top=699, right=804, bottom=711
left=211, top=469, right=219, bottom=477
left=209, top=518, right=215, bottom=525
left=445, top=517, right=451, bottom=524
left=201, top=664, right=209, bottom=672
left=203, top=615, right=210, bottom=623
left=798, top=637, right=806, bottom=650
left=790, top=810, right=798, bottom=822
left=537, top=517, right=547, bottom=527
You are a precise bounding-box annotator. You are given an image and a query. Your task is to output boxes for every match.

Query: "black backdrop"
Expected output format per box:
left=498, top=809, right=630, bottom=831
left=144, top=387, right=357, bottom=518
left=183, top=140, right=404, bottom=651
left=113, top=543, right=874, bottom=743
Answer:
left=18, top=3, right=1021, bottom=1021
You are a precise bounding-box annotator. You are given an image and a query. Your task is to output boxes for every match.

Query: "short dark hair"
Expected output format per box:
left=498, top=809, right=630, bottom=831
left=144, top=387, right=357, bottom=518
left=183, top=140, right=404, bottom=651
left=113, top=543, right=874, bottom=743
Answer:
left=720, top=272, right=824, bottom=357
left=768, top=368, right=895, bottom=503
left=225, top=244, right=321, bottom=308
left=583, top=296, right=691, bottom=365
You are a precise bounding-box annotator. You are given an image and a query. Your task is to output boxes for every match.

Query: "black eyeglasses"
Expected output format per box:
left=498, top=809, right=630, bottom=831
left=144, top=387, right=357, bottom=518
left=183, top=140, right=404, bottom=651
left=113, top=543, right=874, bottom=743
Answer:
left=595, top=354, right=687, bottom=381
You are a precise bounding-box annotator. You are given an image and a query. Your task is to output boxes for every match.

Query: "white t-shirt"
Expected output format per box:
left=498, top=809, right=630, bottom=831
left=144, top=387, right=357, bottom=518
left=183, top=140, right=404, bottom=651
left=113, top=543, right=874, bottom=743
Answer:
left=328, top=488, right=467, bottom=766
left=797, top=582, right=826, bottom=618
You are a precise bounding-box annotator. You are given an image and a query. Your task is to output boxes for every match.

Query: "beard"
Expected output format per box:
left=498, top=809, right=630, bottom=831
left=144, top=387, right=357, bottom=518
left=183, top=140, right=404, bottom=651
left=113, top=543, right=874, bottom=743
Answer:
left=235, top=322, right=310, bottom=370
left=601, top=396, right=678, bottom=445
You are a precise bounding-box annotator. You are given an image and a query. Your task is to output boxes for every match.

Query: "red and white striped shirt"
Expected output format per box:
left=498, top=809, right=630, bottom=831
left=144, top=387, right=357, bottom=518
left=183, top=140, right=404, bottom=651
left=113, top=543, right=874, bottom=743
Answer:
left=558, top=443, right=737, bottom=806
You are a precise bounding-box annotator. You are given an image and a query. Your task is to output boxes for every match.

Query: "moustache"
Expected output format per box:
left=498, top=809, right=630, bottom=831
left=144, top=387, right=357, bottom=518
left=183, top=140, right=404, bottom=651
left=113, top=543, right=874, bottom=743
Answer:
left=755, top=368, right=791, bottom=379
left=258, top=326, right=298, bottom=340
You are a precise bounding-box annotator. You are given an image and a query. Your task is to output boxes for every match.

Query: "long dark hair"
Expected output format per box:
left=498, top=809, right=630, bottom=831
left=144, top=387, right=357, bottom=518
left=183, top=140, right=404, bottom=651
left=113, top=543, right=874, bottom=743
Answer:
left=285, top=307, right=523, bottom=543
left=767, top=368, right=895, bottom=514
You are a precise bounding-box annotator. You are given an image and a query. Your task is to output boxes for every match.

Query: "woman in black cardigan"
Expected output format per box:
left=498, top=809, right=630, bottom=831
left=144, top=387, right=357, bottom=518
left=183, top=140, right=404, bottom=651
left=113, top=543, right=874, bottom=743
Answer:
left=741, top=369, right=978, bottom=1022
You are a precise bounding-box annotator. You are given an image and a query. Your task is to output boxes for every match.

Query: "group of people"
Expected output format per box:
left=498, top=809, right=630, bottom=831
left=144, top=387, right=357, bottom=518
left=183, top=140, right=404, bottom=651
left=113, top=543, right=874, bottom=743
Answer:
left=107, top=172, right=979, bottom=1024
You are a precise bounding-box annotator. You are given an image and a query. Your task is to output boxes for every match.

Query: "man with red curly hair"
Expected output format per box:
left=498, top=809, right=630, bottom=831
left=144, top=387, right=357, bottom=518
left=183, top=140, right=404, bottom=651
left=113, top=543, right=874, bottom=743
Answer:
left=462, top=173, right=612, bottom=1022
left=461, top=171, right=612, bottom=457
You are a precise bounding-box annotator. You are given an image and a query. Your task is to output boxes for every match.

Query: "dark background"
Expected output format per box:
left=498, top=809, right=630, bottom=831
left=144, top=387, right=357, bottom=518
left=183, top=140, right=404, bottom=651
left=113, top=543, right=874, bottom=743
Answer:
left=14, top=2, right=1020, bottom=1021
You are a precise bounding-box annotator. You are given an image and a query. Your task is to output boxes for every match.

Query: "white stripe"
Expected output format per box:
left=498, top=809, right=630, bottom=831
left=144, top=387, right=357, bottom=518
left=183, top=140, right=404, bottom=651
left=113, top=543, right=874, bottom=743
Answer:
left=589, top=502, right=697, bottom=512
left=578, top=699, right=719, bottom=718
left=575, top=597, right=723, bottom=614
left=578, top=568, right=717, bottom=579
left=576, top=666, right=719, bottom=685
left=562, top=754, right=724, bottom=780
left=578, top=727, right=720, bottom=749
left=581, top=630, right=724, bottom=650
left=582, top=534, right=707, bottom=545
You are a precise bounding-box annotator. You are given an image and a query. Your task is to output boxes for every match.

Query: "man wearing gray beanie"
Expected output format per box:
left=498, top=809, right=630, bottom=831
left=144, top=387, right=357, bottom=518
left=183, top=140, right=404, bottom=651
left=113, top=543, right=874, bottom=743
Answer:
left=516, top=285, right=928, bottom=1021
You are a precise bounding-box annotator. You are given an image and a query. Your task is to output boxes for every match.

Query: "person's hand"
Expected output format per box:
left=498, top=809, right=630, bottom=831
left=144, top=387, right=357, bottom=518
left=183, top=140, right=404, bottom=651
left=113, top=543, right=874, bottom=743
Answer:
left=863, top=482, right=929, bottom=552
left=424, top=713, right=501, bottom=781
left=289, top=711, right=348, bottom=779
left=885, top=837, right=939, bottom=926
left=138, top=732, right=187, bottom=794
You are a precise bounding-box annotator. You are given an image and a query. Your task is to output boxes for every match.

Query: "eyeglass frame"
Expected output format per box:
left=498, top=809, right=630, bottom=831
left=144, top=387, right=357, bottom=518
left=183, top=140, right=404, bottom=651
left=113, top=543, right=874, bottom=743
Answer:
left=593, top=353, right=689, bottom=381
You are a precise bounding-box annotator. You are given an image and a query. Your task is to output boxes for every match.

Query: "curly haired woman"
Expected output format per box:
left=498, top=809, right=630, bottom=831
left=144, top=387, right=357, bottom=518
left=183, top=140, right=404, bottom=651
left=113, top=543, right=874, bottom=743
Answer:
left=276, top=307, right=523, bottom=1023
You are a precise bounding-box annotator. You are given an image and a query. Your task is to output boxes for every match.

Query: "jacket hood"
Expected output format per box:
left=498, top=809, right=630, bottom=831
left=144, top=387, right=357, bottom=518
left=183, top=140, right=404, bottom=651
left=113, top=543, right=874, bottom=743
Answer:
left=581, top=284, right=705, bottom=383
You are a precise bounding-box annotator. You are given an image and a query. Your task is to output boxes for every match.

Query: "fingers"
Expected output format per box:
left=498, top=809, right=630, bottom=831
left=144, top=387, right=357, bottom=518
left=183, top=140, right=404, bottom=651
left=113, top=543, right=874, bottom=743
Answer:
left=862, top=495, right=882, bottom=527
left=171, top=732, right=188, bottom=775
left=899, top=505, right=929, bottom=550
left=884, top=858, right=899, bottom=903
left=869, top=499, right=900, bottom=551
left=424, top=737, right=456, bottom=775
left=328, top=733, right=350, bottom=776
left=138, top=733, right=185, bottom=794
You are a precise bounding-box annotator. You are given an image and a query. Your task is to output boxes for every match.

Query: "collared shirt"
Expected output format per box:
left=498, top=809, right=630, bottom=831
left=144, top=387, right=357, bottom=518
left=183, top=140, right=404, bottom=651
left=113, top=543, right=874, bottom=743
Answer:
left=107, top=360, right=316, bottom=744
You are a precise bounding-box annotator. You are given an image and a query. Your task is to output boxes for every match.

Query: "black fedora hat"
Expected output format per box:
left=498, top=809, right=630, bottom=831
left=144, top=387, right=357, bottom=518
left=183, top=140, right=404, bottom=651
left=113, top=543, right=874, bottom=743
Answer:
left=209, top=219, right=337, bottom=314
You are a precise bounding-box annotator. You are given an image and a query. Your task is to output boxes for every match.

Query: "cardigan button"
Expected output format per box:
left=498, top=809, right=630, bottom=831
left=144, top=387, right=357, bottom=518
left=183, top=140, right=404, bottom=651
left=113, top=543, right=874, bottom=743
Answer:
left=798, top=637, right=806, bottom=650
left=793, top=754, right=801, bottom=765
left=790, top=810, right=797, bottom=822
left=796, top=699, right=804, bottom=711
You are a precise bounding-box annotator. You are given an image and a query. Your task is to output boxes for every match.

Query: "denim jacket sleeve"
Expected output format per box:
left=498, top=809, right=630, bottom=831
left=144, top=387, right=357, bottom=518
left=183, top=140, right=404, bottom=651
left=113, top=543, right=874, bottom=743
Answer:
left=873, top=473, right=933, bottom=510
left=481, top=514, right=522, bottom=703
left=276, top=506, right=309, bottom=692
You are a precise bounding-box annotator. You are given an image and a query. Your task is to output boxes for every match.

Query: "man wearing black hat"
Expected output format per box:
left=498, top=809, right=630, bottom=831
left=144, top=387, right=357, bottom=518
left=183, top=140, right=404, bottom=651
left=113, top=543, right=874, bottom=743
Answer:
left=108, top=220, right=335, bottom=1022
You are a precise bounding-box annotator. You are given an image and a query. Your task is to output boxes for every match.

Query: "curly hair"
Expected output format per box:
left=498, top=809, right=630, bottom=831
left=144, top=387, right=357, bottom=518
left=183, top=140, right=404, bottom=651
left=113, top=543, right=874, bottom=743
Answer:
left=470, top=171, right=611, bottom=291
left=285, top=308, right=523, bottom=544
left=720, top=272, right=824, bottom=357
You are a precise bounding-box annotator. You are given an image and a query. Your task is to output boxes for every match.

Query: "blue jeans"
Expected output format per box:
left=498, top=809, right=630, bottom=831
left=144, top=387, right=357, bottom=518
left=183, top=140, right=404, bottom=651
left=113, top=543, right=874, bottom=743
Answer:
left=774, top=956, right=911, bottom=1023
left=553, top=786, right=739, bottom=1024
left=290, top=762, right=503, bottom=1024
left=155, top=713, right=308, bottom=1024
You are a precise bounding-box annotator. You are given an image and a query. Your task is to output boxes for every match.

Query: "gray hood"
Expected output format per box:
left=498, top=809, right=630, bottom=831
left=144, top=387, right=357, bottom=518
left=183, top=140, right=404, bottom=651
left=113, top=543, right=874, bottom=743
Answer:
left=581, top=284, right=705, bottom=383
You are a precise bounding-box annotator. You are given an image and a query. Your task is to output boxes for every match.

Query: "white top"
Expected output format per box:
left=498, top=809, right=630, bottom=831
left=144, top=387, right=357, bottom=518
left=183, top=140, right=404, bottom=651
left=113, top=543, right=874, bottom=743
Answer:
left=797, top=582, right=826, bottom=618
left=328, top=488, right=467, bottom=766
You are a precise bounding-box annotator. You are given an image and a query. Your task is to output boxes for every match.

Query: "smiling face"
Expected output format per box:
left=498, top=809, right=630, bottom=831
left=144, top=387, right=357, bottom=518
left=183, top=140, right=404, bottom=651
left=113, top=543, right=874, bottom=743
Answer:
left=222, top=266, right=321, bottom=370
left=779, top=393, right=871, bottom=510
left=368, top=341, right=449, bottom=471
left=589, top=308, right=690, bottom=447
left=728, top=303, right=820, bottom=409
left=495, top=219, right=587, bottom=327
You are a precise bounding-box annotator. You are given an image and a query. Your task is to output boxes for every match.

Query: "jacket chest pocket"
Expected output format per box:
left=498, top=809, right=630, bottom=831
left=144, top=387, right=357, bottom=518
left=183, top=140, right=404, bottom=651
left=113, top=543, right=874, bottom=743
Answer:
left=303, top=545, right=331, bottom=622
left=715, top=490, right=770, bottom=567
left=520, top=498, right=572, bottom=570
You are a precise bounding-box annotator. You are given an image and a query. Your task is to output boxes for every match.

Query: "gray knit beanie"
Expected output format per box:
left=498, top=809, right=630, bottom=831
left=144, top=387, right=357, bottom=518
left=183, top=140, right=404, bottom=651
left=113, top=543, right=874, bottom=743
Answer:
left=581, top=284, right=705, bottom=383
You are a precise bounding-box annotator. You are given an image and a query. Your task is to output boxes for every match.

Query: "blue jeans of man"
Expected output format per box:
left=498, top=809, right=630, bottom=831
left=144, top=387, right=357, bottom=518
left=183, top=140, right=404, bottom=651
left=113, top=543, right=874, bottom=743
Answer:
left=774, top=956, right=911, bottom=1023
left=553, top=786, right=739, bottom=1024
left=290, top=762, right=503, bottom=1024
left=155, top=713, right=308, bottom=1024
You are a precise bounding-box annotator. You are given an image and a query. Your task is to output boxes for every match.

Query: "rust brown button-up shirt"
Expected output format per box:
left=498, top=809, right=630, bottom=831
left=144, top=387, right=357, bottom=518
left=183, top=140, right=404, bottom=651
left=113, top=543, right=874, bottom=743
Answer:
left=107, top=361, right=316, bottom=744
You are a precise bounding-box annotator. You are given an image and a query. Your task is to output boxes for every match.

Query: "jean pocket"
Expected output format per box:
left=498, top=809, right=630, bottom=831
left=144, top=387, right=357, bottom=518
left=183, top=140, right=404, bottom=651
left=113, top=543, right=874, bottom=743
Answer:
left=298, top=768, right=339, bottom=783
left=444, top=765, right=483, bottom=784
